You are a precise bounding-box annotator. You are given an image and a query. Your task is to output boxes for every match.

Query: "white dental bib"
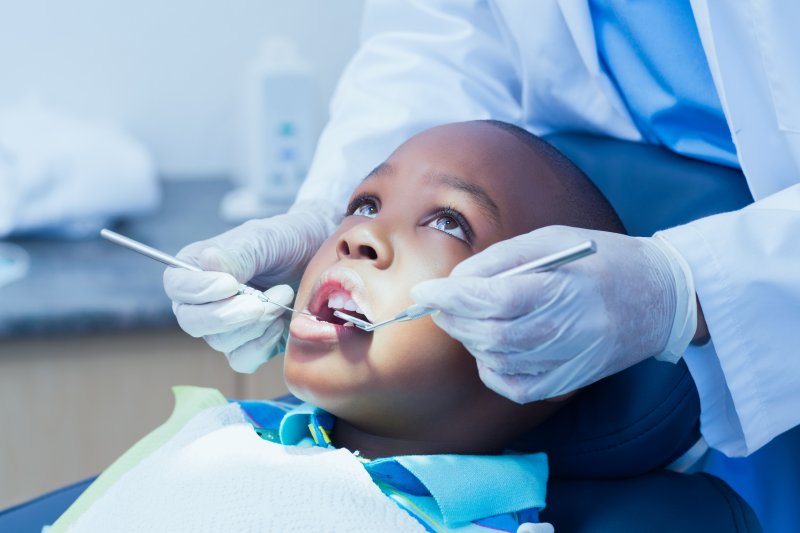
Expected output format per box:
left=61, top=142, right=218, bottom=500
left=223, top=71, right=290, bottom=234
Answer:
left=67, top=404, right=424, bottom=533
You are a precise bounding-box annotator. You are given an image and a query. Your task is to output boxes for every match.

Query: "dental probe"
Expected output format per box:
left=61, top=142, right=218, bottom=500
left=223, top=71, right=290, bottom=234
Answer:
left=334, top=240, right=597, bottom=332
left=99, top=229, right=313, bottom=317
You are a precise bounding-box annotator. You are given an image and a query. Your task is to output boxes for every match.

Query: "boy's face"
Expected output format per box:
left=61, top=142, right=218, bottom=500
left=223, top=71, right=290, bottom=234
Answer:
left=285, top=122, right=567, bottom=437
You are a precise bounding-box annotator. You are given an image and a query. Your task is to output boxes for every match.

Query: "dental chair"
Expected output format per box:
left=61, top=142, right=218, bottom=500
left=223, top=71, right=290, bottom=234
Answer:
left=0, top=134, right=761, bottom=532
left=528, top=133, right=759, bottom=531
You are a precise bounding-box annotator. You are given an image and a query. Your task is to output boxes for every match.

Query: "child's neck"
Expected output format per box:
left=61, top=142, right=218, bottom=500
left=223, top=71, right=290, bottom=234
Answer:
left=328, top=394, right=562, bottom=459
left=330, top=418, right=505, bottom=459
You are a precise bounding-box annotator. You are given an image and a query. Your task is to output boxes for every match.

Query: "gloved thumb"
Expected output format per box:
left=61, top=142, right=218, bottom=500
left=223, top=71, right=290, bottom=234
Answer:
left=226, top=319, right=287, bottom=373
left=451, top=225, right=588, bottom=277
left=163, top=267, right=241, bottom=304
left=411, top=276, right=466, bottom=313
left=412, top=274, right=545, bottom=319
left=261, top=283, right=296, bottom=310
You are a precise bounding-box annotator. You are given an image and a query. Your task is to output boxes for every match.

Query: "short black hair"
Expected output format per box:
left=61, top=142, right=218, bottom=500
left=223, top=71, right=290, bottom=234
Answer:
left=477, top=120, right=626, bottom=234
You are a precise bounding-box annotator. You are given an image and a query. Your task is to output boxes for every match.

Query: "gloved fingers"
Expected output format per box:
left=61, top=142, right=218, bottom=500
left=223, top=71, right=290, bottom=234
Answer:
left=202, top=286, right=294, bottom=352
left=430, top=310, right=564, bottom=360
left=204, top=320, right=270, bottom=354
left=197, top=215, right=333, bottom=287
left=412, top=272, right=558, bottom=320
left=469, top=345, right=565, bottom=376
left=163, top=268, right=240, bottom=304
left=176, top=243, right=257, bottom=285
left=172, top=294, right=279, bottom=337
left=476, top=361, right=549, bottom=404
left=479, top=348, right=608, bottom=402
left=226, top=319, right=287, bottom=373
left=451, top=225, right=589, bottom=278
left=172, top=239, right=207, bottom=266
left=473, top=319, right=613, bottom=377
left=174, top=227, right=265, bottom=284
left=260, top=284, right=295, bottom=308
left=196, top=246, right=253, bottom=283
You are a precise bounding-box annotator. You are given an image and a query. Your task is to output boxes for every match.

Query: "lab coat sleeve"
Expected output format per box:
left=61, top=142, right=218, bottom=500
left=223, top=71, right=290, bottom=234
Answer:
left=293, top=0, right=523, bottom=211
left=660, top=183, right=800, bottom=457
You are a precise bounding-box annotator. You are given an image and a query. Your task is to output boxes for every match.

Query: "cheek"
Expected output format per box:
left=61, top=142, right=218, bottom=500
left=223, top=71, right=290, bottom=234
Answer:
left=284, top=228, right=480, bottom=405
left=414, top=229, right=473, bottom=274
left=371, top=316, right=478, bottom=391
left=361, top=235, right=476, bottom=382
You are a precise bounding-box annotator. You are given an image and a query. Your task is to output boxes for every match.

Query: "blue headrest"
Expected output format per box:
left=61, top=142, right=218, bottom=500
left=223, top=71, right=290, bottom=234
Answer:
left=510, top=133, right=753, bottom=478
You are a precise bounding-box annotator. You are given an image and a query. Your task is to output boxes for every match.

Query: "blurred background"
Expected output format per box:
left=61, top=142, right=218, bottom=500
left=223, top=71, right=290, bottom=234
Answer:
left=0, top=0, right=365, bottom=509
left=0, top=0, right=364, bottom=177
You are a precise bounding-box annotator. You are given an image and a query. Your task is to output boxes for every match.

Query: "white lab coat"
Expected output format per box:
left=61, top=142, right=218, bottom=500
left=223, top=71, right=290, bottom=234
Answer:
left=296, top=0, right=800, bottom=458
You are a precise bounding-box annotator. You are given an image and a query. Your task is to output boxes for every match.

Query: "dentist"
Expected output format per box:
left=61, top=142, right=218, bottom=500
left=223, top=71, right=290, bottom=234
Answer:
left=164, top=0, right=800, bottom=477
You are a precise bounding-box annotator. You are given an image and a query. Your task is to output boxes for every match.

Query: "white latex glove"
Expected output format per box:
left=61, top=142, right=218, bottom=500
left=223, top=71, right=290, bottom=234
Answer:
left=411, top=225, right=697, bottom=402
left=163, top=201, right=341, bottom=373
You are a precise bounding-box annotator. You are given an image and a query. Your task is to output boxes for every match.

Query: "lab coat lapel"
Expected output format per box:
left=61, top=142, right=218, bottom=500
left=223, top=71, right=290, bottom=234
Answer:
left=555, top=0, right=601, bottom=75
left=689, top=0, right=800, bottom=199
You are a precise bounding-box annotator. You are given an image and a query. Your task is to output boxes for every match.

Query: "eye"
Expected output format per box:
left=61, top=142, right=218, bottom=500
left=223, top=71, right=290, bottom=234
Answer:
left=426, top=209, right=473, bottom=243
left=353, top=202, right=378, bottom=218
left=347, top=195, right=379, bottom=218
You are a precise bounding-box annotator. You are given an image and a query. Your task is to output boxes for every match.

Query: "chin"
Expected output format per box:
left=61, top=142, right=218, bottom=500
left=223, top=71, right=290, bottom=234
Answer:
left=284, top=353, right=350, bottom=410
left=283, top=366, right=383, bottom=427
left=283, top=351, right=323, bottom=405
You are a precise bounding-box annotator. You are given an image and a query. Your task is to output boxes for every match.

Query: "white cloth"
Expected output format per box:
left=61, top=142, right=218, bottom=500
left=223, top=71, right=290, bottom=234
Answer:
left=0, top=100, right=158, bottom=238
left=296, top=0, right=800, bottom=458
left=67, top=403, right=424, bottom=533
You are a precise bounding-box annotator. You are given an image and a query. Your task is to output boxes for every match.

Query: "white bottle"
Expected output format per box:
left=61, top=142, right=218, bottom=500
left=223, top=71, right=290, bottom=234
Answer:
left=221, top=37, right=316, bottom=221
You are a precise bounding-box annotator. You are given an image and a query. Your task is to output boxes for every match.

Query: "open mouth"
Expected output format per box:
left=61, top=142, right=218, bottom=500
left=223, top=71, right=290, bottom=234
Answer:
left=289, top=269, right=376, bottom=345
left=307, top=282, right=371, bottom=328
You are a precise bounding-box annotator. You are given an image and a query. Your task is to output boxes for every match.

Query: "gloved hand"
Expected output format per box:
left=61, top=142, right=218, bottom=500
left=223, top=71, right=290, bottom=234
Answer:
left=411, top=225, right=697, bottom=402
left=163, top=201, right=341, bottom=373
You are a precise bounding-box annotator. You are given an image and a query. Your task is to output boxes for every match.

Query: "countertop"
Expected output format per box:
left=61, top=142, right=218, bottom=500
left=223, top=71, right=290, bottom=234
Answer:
left=0, top=179, right=239, bottom=339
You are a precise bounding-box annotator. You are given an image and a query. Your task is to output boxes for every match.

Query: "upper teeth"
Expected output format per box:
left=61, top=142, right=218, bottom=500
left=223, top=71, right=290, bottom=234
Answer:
left=327, top=291, right=363, bottom=314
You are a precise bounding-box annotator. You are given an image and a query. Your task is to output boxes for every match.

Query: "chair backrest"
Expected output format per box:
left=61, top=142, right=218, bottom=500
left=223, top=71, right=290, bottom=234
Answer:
left=510, top=133, right=753, bottom=478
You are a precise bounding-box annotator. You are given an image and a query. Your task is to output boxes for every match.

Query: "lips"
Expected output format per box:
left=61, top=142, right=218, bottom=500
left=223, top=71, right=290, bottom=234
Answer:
left=288, top=268, right=374, bottom=345
left=306, top=268, right=374, bottom=326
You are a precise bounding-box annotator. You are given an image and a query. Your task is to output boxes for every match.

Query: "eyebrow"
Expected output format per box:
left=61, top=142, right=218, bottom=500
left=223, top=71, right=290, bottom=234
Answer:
left=364, top=162, right=394, bottom=180
left=427, top=172, right=501, bottom=227
left=362, top=163, right=502, bottom=227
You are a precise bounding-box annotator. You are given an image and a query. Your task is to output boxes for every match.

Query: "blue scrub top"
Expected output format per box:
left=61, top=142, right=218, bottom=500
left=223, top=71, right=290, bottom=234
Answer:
left=589, top=0, right=740, bottom=168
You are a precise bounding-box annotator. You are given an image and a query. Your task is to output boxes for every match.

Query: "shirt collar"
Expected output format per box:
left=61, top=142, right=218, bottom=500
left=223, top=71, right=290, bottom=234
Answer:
left=376, top=454, right=546, bottom=526
left=278, top=403, right=336, bottom=447
left=277, top=404, right=548, bottom=526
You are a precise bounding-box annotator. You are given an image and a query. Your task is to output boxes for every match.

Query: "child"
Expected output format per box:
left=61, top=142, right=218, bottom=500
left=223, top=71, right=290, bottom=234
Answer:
left=276, top=120, right=624, bottom=530
left=283, top=119, right=624, bottom=457
left=55, top=120, right=625, bottom=533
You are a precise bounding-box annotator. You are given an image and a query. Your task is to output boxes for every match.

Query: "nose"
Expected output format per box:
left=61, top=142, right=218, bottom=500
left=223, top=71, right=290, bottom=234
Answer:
left=337, top=220, right=393, bottom=268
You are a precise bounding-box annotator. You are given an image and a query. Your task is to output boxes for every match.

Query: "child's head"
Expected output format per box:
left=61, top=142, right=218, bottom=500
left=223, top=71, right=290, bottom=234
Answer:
left=284, top=121, right=624, bottom=456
